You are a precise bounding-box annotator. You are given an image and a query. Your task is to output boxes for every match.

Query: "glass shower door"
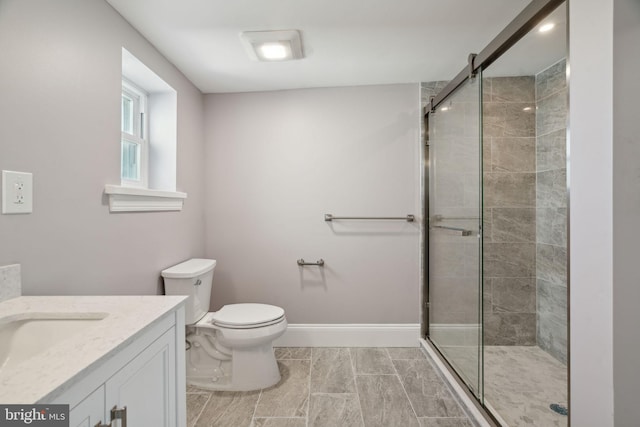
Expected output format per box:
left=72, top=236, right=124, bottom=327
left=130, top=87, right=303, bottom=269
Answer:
left=427, top=76, right=482, bottom=397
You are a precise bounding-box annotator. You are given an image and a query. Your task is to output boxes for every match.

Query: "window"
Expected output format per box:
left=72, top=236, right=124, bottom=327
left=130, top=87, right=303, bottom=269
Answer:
left=105, top=48, right=185, bottom=213
left=121, top=79, right=148, bottom=188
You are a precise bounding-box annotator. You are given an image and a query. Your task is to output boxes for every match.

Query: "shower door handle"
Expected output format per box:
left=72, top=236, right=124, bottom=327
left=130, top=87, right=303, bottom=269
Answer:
left=431, top=215, right=479, bottom=221
left=430, top=225, right=475, bottom=236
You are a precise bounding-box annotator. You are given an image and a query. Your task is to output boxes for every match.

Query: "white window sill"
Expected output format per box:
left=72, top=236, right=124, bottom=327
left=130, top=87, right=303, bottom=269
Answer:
left=104, top=185, right=187, bottom=212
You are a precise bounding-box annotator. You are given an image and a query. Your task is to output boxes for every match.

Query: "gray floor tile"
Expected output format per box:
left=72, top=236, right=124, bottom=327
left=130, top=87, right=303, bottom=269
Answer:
left=308, top=393, right=364, bottom=427
left=484, top=346, right=567, bottom=427
left=350, top=348, right=395, bottom=374
left=418, top=418, right=474, bottom=427
left=386, top=348, right=426, bottom=360
left=254, top=360, right=311, bottom=417
left=252, top=418, right=307, bottom=427
left=487, top=389, right=566, bottom=426
left=393, top=359, right=465, bottom=418
left=185, top=347, right=482, bottom=427
left=355, top=374, right=420, bottom=427
left=194, top=390, right=260, bottom=427
left=275, top=347, right=312, bottom=360
left=311, top=348, right=356, bottom=393
left=187, top=393, right=210, bottom=427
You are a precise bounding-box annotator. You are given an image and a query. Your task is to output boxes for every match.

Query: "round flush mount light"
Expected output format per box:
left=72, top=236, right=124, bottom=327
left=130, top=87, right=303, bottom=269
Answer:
left=539, top=23, right=555, bottom=33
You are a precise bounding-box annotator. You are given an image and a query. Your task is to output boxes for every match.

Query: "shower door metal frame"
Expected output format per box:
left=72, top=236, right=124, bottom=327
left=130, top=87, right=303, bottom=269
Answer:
left=422, top=0, right=570, bottom=424
left=427, top=0, right=566, bottom=113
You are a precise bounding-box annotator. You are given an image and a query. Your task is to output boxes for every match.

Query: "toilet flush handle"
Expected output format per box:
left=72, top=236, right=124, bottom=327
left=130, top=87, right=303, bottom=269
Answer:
left=194, top=279, right=202, bottom=286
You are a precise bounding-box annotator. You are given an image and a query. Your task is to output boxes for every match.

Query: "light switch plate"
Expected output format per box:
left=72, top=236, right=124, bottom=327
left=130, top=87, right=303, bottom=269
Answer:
left=2, top=170, right=33, bottom=214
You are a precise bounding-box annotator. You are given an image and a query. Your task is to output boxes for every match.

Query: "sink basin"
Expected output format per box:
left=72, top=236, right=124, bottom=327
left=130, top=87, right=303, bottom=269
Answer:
left=0, top=314, right=106, bottom=371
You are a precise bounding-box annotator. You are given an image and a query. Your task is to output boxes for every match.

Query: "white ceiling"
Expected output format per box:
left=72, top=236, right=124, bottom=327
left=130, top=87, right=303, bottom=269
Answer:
left=105, top=0, right=565, bottom=94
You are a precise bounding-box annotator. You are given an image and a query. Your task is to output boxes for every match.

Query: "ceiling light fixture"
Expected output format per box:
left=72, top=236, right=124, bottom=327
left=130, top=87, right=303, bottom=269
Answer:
left=240, top=30, right=304, bottom=62
left=259, top=43, right=288, bottom=60
left=539, top=23, right=555, bottom=33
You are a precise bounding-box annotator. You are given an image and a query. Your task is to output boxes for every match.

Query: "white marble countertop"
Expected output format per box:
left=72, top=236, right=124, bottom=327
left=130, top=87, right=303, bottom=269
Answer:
left=0, top=295, right=187, bottom=404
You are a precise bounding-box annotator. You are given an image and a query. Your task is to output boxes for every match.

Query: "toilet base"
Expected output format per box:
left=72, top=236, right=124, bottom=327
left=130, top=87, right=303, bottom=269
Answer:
left=187, top=343, right=281, bottom=391
left=185, top=318, right=287, bottom=392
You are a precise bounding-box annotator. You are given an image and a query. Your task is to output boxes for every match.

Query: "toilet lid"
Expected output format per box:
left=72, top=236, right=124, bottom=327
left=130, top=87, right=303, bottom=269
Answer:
left=211, top=303, right=285, bottom=327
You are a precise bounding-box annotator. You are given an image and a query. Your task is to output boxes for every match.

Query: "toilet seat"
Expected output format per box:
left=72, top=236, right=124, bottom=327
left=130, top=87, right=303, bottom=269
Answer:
left=197, top=304, right=285, bottom=330
left=215, top=316, right=285, bottom=329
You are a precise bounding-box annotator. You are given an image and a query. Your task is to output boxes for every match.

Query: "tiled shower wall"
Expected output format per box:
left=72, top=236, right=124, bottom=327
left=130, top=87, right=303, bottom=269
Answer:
left=535, top=59, right=568, bottom=363
left=423, top=78, right=539, bottom=346
left=422, top=72, right=567, bottom=360
left=482, top=77, right=538, bottom=346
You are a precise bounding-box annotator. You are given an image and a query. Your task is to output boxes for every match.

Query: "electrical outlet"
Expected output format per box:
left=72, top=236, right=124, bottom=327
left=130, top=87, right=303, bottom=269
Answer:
left=15, top=181, right=24, bottom=204
left=2, top=170, right=33, bottom=214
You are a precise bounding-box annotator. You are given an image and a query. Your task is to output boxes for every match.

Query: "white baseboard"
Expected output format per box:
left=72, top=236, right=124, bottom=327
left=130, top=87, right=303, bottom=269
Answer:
left=273, top=324, right=421, bottom=347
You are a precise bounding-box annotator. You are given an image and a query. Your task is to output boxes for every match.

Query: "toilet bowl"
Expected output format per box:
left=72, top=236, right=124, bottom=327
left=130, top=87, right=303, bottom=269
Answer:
left=162, top=259, right=287, bottom=391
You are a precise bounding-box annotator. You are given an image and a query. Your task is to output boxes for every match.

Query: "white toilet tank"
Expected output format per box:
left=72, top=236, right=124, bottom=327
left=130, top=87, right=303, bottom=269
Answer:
left=162, top=258, right=216, bottom=324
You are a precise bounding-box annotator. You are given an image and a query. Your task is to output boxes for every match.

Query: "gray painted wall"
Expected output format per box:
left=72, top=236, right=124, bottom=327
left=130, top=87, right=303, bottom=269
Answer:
left=0, top=0, right=206, bottom=295
left=203, top=85, right=422, bottom=324
left=613, top=0, right=640, bottom=424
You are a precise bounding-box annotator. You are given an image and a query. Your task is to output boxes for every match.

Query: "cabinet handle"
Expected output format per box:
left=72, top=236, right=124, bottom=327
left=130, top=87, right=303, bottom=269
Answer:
left=111, top=406, right=127, bottom=427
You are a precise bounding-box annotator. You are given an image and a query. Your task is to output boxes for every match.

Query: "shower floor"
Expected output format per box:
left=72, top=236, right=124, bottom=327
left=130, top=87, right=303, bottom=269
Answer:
left=484, top=346, right=567, bottom=427
left=435, top=344, right=567, bottom=426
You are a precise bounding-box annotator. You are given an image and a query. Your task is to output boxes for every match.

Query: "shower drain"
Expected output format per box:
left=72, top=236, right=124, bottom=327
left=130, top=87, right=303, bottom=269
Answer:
left=550, top=403, right=569, bottom=416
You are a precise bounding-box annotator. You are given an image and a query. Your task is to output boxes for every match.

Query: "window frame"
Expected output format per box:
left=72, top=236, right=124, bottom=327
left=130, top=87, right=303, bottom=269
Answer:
left=121, top=78, right=149, bottom=189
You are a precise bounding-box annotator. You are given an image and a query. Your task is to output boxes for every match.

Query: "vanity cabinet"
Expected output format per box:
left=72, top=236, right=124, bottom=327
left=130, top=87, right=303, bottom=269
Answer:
left=68, top=386, right=104, bottom=427
left=53, top=309, right=186, bottom=427
left=104, top=327, right=176, bottom=426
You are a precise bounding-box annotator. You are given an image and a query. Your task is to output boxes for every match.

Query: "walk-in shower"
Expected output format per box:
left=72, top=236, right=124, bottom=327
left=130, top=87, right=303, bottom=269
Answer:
left=423, top=1, right=569, bottom=425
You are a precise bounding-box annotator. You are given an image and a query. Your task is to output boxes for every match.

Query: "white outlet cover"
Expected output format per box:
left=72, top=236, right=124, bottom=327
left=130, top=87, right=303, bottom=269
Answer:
left=2, top=170, right=33, bottom=214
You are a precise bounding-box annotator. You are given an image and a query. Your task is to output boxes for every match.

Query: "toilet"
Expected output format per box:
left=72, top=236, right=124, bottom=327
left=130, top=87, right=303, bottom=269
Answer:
left=161, top=258, right=287, bottom=391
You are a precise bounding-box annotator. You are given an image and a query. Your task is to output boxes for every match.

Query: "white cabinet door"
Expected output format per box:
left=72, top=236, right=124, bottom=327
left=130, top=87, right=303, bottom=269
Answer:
left=68, top=385, right=105, bottom=427
left=105, top=327, right=176, bottom=427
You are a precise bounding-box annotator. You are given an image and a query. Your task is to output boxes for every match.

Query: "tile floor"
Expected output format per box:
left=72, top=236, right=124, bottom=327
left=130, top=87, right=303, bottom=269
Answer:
left=484, top=346, right=567, bottom=427
left=187, top=347, right=474, bottom=427
left=437, top=344, right=568, bottom=426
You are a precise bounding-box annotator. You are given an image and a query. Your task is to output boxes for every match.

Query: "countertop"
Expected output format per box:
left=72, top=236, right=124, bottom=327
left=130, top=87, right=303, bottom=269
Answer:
left=0, top=295, right=187, bottom=404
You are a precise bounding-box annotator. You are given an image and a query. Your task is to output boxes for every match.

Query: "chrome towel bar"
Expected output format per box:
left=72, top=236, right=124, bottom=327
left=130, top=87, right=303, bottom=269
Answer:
left=297, top=259, right=325, bottom=267
left=325, top=214, right=415, bottom=222
left=431, top=225, right=475, bottom=236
